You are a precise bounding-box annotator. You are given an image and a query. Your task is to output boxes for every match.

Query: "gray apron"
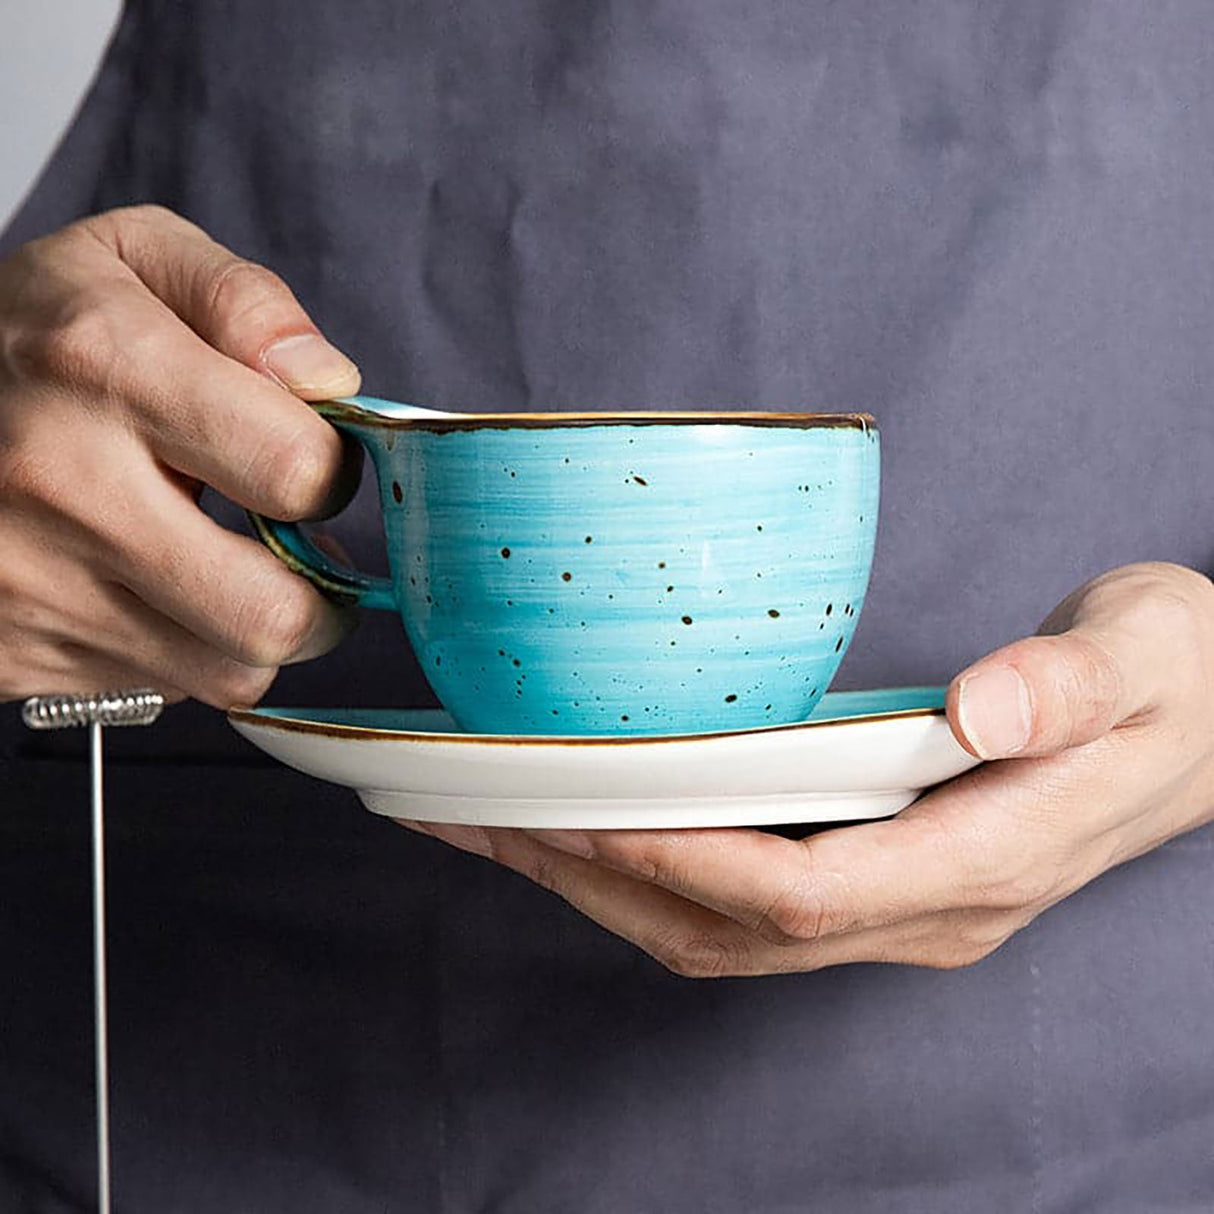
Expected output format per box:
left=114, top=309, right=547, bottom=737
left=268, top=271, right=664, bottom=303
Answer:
left=3, top=2, right=1213, bottom=1210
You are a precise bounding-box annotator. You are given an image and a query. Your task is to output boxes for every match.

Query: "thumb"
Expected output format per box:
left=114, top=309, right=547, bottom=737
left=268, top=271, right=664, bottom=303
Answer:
left=946, top=625, right=1144, bottom=762
left=85, top=205, right=360, bottom=398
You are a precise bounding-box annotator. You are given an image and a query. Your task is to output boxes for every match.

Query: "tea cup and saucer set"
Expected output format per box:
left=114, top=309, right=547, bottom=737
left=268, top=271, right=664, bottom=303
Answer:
left=229, top=398, right=978, bottom=828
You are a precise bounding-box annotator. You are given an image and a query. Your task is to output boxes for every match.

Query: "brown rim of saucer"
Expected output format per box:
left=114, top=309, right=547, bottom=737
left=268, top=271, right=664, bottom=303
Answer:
left=226, top=702, right=942, bottom=747
left=315, top=399, right=878, bottom=434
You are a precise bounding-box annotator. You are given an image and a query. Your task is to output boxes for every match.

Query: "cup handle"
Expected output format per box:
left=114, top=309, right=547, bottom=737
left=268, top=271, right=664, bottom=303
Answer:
left=247, top=511, right=397, bottom=610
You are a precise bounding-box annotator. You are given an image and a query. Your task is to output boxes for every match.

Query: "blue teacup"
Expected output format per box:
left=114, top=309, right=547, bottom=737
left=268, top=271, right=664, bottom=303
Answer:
left=253, top=398, right=880, bottom=736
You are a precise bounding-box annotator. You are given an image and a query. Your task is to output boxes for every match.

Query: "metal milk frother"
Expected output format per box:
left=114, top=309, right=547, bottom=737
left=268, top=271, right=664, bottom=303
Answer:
left=22, top=690, right=166, bottom=1214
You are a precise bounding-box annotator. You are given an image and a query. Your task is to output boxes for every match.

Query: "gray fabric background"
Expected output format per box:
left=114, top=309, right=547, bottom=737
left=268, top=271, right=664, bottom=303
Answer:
left=2, top=1, right=1212, bottom=1210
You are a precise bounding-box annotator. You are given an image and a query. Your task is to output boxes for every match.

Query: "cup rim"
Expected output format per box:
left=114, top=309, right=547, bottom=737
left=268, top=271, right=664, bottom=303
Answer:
left=320, top=397, right=878, bottom=433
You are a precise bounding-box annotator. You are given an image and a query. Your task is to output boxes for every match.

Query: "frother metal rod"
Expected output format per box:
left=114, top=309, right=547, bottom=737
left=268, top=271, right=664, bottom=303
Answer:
left=90, top=720, right=111, bottom=1214
left=23, top=690, right=165, bottom=1214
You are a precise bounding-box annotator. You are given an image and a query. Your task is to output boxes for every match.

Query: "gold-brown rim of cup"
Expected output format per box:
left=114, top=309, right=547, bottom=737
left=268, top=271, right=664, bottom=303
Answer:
left=315, top=399, right=878, bottom=433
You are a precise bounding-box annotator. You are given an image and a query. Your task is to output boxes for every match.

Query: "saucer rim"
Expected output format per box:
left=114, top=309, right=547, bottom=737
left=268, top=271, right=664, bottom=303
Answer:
left=227, top=687, right=947, bottom=749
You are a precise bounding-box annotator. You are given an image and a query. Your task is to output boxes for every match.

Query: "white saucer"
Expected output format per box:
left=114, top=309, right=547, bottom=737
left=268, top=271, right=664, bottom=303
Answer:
left=228, top=688, right=979, bottom=829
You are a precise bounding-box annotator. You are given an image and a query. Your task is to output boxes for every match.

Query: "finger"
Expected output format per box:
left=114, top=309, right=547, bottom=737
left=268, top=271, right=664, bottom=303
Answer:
left=79, top=282, right=362, bottom=520
left=84, top=205, right=360, bottom=397
left=5, top=651, right=187, bottom=707
left=946, top=565, right=1212, bottom=760
left=75, top=580, right=282, bottom=708
left=137, top=315, right=365, bottom=520
left=401, top=820, right=776, bottom=974
left=76, top=207, right=363, bottom=519
left=947, top=635, right=1119, bottom=760
left=9, top=633, right=189, bottom=706
left=522, top=743, right=1085, bottom=944
left=5, top=269, right=360, bottom=522
left=523, top=825, right=858, bottom=941
left=101, top=465, right=356, bottom=669
left=0, top=534, right=281, bottom=707
left=2, top=430, right=355, bottom=672
left=519, top=798, right=1000, bottom=945
left=401, top=823, right=1012, bottom=976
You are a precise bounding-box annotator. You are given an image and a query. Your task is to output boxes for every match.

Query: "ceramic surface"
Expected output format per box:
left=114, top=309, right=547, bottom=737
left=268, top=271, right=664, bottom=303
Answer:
left=228, top=688, right=978, bottom=829
left=253, top=397, right=880, bottom=737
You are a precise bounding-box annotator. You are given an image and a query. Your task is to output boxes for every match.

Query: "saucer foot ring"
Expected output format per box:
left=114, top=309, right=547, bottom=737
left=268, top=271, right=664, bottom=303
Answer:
left=360, top=789, right=917, bottom=830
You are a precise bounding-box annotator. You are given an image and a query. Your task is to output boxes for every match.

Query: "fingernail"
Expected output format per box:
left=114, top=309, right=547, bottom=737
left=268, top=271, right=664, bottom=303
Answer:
left=526, top=829, right=595, bottom=858
left=957, top=666, right=1032, bottom=759
left=263, top=333, right=360, bottom=394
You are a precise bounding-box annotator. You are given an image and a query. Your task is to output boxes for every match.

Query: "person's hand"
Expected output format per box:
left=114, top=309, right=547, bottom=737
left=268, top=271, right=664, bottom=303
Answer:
left=0, top=205, right=362, bottom=706
left=401, top=562, right=1214, bottom=976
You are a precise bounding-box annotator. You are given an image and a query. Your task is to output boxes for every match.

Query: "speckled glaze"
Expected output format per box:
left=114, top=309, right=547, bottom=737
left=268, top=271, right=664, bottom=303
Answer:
left=254, top=397, right=880, bottom=736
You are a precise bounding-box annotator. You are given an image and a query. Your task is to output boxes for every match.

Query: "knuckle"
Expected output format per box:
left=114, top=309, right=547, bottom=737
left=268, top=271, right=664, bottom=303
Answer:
left=1091, top=564, right=1212, bottom=655
left=203, top=661, right=277, bottom=708
left=755, top=881, right=833, bottom=945
left=588, top=834, right=711, bottom=901
left=1122, top=561, right=1213, bottom=604
left=77, top=203, right=180, bottom=254
left=975, top=859, right=1065, bottom=914
left=0, top=581, right=54, bottom=642
left=1063, top=630, right=1123, bottom=699
left=206, top=259, right=291, bottom=340
left=928, top=945, right=994, bottom=972
left=252, top=428, right=339, bottom=520
left=232, top=578, right=320, bottom=667
left=0, top=646, right=53, bottom=702
left=752, top=847, right=847, bottom=945
left=120, top=202, right=178, bottom=228
left=0, top=447, right=102, bottom=536
left=520, top=849, right=568, bottom=897
left=94, top=203, right=179, bottom=233
left=930, top=921, right=1015, bottom=971
left=7, top=302, right=115, bottom=387
left=1138, top=581, right=1207, bottom=649
left=0, top=448, right=56, bottom=507
left=654, top=931, right=750, bottom=980
left=592, top=835, right=674, bottom=886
